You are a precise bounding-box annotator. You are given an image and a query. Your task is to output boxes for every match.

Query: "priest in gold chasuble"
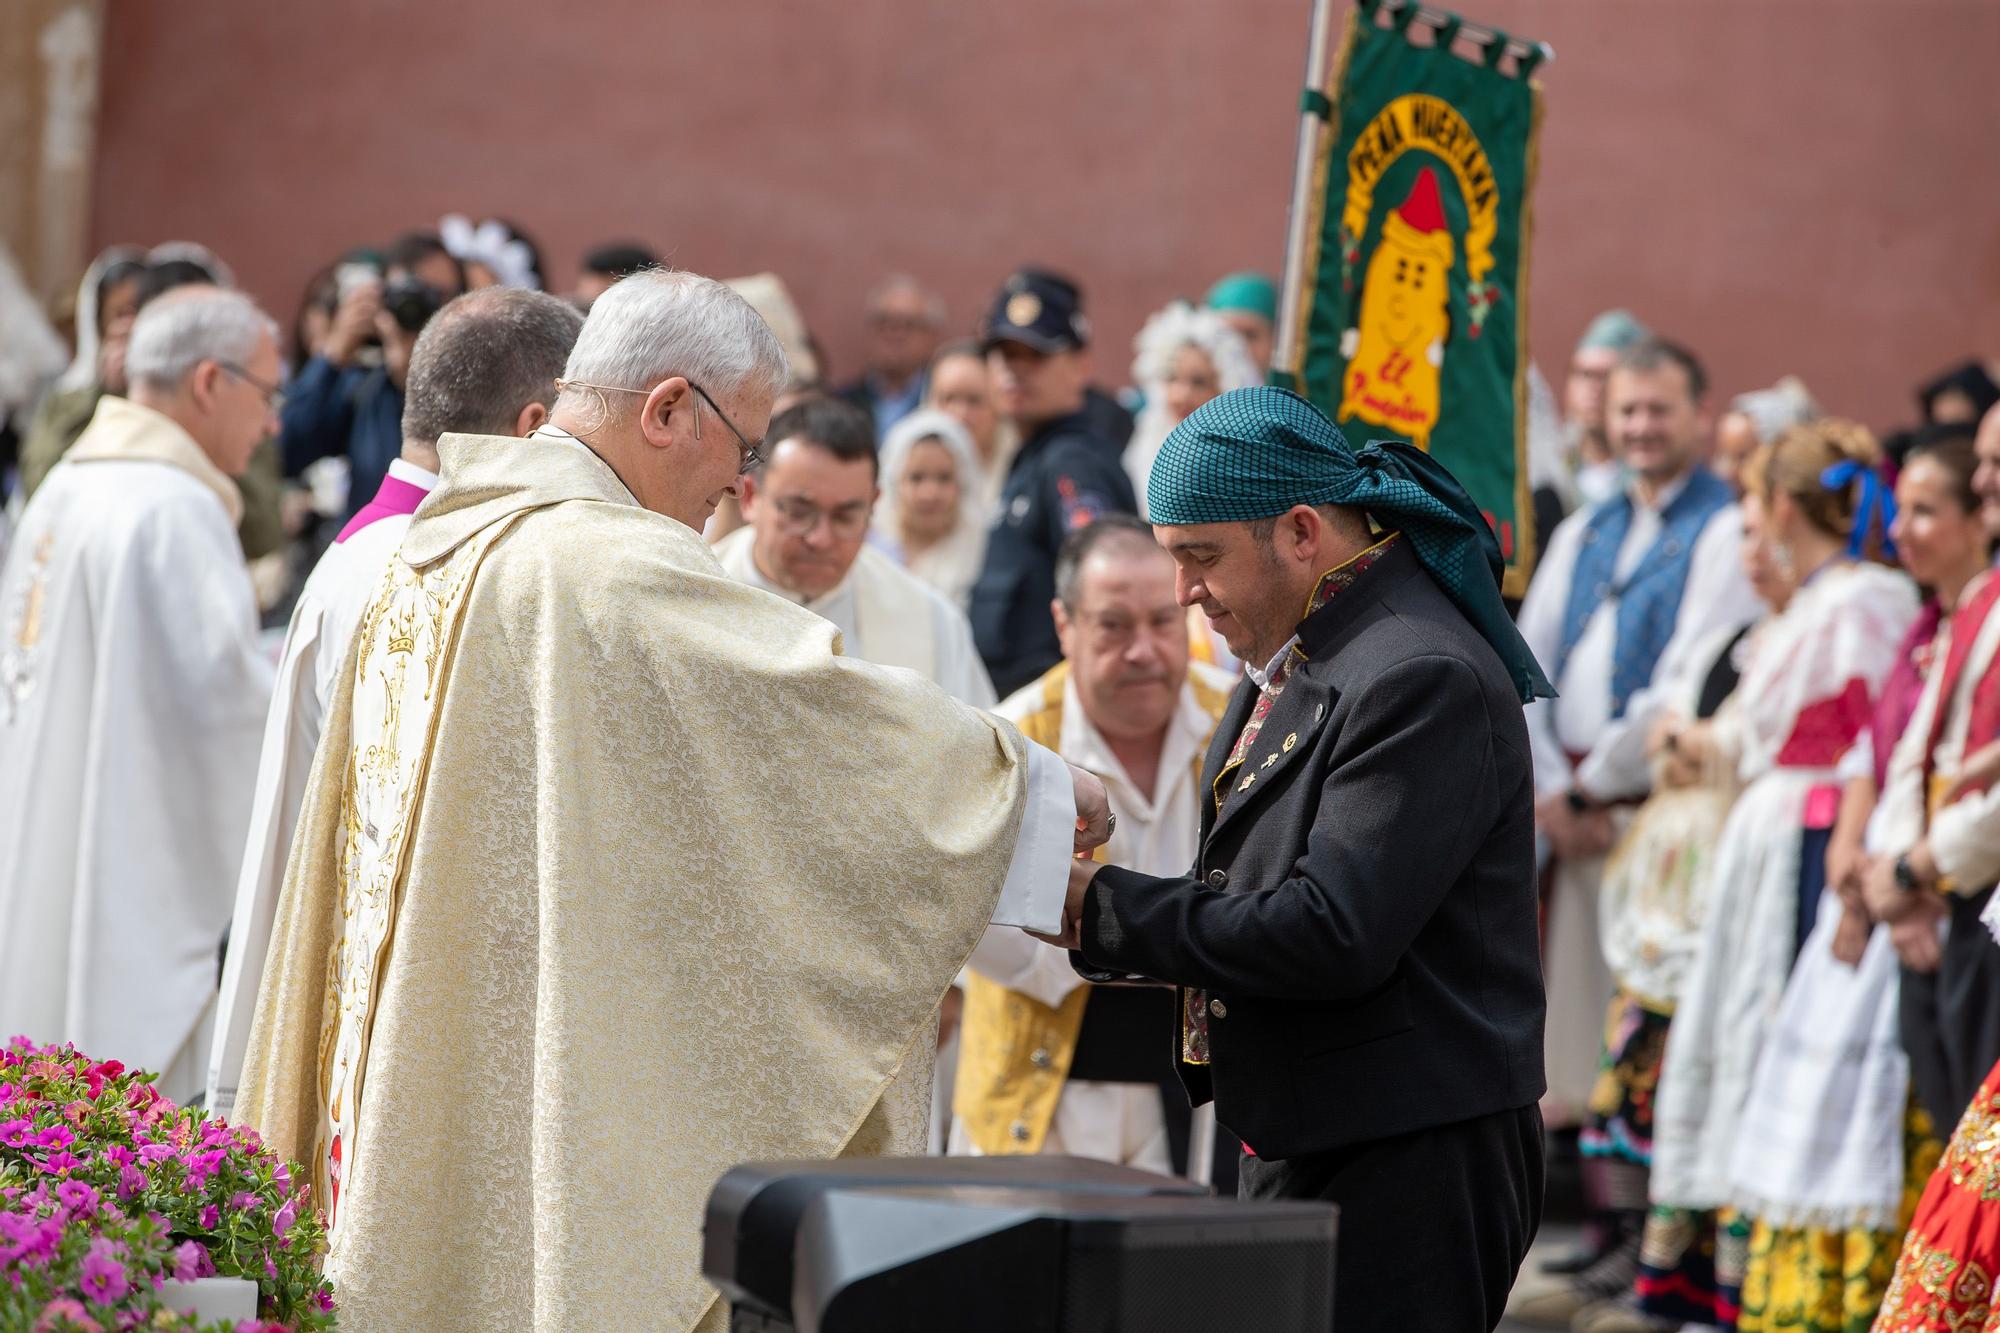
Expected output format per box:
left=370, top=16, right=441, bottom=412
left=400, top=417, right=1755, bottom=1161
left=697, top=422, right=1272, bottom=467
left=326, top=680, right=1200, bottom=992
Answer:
left=236, top=272, right=1101, bottom=1333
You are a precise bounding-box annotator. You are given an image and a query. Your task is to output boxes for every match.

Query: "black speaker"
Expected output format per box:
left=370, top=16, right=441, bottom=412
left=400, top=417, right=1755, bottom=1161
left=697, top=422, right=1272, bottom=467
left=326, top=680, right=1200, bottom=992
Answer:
left=703, top=1156, right=1337, bottom=1333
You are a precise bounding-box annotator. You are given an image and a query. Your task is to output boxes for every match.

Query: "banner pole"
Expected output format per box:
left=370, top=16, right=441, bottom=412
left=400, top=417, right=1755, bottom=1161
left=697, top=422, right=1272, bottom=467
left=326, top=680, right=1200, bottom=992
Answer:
left=1271, top=0, right=1339, bottom=389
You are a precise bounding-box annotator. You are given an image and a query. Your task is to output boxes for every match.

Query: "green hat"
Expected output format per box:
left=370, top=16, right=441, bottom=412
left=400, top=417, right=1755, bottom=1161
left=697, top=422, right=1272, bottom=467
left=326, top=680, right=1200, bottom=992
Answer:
left=1575, top=309, right=1648, bottom=355
left=1147, top=386, right=1554, bottom=703
left=1203, top=272, right=1279, bottom=324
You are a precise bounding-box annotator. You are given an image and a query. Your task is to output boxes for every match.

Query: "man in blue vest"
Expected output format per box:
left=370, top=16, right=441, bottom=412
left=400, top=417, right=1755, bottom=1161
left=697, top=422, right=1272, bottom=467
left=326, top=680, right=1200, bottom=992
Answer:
left=1510, top=337, right=1763, bottom=1320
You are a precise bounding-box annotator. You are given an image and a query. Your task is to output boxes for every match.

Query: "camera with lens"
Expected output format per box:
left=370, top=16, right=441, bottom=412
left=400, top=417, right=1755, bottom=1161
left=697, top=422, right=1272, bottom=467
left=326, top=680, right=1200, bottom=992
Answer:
left=381, top=276, right=446, bottom=333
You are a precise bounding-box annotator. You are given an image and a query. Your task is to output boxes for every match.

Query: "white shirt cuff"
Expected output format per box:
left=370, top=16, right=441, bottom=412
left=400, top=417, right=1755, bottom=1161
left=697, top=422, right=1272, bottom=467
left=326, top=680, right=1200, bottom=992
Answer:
left=965, top=924, right=1088, bottom=1009
left=989, top=740, right=1073, bottom=933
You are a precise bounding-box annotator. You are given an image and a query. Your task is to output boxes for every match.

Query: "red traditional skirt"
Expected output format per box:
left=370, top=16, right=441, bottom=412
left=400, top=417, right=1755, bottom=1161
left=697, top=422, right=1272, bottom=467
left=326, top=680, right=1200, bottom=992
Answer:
left=1874, top=1065, right=2000, bottom=1331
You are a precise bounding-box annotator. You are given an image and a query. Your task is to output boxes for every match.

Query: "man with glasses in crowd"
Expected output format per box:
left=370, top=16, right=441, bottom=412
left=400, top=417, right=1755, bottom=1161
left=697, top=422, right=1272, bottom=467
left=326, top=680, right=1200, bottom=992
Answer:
left=0, top=286, right=281, bottom=1106
left=715, top=395, right=995, bottom=705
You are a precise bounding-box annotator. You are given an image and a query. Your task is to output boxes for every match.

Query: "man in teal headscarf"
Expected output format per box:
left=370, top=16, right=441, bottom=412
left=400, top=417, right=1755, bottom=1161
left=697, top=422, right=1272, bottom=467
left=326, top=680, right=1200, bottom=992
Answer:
left=1034, top=386, right=1550, bottom=1332
left=1203, top=271, right=1279, bottom=374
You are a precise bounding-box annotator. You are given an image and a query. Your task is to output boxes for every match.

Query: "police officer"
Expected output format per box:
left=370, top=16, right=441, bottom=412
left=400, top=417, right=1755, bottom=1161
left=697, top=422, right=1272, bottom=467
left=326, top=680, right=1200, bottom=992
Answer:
left=969, top=271, right=1138, bottom=697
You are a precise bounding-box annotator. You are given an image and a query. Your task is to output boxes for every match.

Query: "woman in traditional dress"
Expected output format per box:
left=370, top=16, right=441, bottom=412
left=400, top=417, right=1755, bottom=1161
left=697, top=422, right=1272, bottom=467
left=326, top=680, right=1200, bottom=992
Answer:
left=1642, top=422, right=1919, bottom=1328
left=1869, top=430, right=2000, bottom=1333
left=1728, top=435, right=1988, bottom=1333
left=870, top=408, right=989, bottom=610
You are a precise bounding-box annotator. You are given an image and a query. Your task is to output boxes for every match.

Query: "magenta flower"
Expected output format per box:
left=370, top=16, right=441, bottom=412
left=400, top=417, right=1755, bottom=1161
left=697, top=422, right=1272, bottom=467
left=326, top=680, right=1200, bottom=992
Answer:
left=135, top=1143, right=174, bottom=1167
left=271, top=1162, right=290, bottom=1193
left=170, top=1238, right=211, bottom=1281
left=34, top=1124, right=76, bottom=1150
left=271, top=1195, right=298, bottom=1248
left=100, top=1144, right=132, bottom=1168
left=37, top=1149, right=81, bottom=1175
left=53, top=1180, right=99, bottom=1218
left=76, top=1237, right=131, bottom=1303
left=115, top=1165, right=145, bottom=1200
left=0, top=1118, right=33, bottom=1148
left=183, top=1146, right=227, bottom=1189
left=199, top=1204, right=219, bottom=1229
left=230, top=1191, right=257, bottom=1212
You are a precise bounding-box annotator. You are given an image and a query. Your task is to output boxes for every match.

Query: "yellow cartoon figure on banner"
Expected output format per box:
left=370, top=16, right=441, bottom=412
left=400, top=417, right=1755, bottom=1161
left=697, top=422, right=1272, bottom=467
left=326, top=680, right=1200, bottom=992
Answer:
left=1338, top=165, right=1453, bottom=450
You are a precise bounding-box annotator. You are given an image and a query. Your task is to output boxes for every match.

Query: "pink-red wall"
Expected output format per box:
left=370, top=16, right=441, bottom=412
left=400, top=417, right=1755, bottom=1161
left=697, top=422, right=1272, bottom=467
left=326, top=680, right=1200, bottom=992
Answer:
left=93, top=1, right=2000, bottom=432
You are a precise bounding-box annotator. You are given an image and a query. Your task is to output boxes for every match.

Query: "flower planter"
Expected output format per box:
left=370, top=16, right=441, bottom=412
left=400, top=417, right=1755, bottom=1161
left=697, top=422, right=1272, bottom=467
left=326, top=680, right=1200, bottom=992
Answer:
left=159, top=1275, right=259, bottom=1321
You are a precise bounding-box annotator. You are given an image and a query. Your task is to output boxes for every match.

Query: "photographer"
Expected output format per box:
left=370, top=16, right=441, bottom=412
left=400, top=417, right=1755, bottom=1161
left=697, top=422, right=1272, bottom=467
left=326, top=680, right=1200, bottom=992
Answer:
left=279, top=231, right=464, bottom=519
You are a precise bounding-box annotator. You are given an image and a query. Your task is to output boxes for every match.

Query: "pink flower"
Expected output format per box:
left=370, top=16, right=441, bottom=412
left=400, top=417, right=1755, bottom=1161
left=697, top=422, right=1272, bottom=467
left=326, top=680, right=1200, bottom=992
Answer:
left=89, top=1059, right=123, bottom=1080
left=0, top=1117, right=33, bottom=1148
left=271, top=1195, right=298, bottom=1248
left=30, top=1297, right=101, bottom=1333
left=101, top=1145, right=132, bottom=1168
left=53, top=1180, right=98, bottom=1218
left=230, top=1191, right=257, bottom=1212
left=0, top=1210, right=57, bottom=1264
left=183, top=1147, right=227, bottom=1189
left=76, top=1238, right=130, bottom=1303
left=34, top=1124, right=76, bottom=1150
left=199, top=1204, right=219, bottom=1229
left=135, top=1143, right=175, bottom=1167
left=36, top=1149, right=80, bottom=1175
left=170, top=1239, right=211, bottom=1282
left=314, top=1287, right=335, bottom=1312
left=115, top=1165, right=145, bottom=1200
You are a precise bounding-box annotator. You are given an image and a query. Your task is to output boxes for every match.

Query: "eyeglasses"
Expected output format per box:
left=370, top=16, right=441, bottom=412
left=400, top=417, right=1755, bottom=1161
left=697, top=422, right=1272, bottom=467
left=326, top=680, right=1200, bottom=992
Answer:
left=769, top=497, right=873, bottom=539
left=556, top=377, right=765, bottom=475
left=217, top=361, right=287, bottom=414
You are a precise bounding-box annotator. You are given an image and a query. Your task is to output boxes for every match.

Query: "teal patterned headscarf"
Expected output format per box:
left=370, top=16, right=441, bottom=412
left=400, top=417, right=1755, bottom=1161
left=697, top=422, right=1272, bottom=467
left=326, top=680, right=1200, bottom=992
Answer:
left=1148, top=387, right=1554, bottom=703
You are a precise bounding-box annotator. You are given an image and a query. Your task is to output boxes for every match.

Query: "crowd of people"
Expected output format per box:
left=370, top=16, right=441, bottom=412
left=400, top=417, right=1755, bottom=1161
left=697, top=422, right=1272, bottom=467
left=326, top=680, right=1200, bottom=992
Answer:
left=1513, top=318, right=2000, bottom=1333
left=0, top=210, right=1997, bottom=1333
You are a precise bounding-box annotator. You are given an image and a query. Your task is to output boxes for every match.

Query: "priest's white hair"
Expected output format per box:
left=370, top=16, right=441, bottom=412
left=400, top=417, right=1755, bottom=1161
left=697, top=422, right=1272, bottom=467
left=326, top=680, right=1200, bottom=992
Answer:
left=125, top=287, right=276, bottom=392
left=558, top=269, right=787, bottom=412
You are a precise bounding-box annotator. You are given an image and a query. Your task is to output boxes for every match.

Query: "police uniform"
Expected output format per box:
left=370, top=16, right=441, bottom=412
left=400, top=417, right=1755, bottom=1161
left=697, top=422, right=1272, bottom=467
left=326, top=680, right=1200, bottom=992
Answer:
left=968, top=273, right=1137, bottom=697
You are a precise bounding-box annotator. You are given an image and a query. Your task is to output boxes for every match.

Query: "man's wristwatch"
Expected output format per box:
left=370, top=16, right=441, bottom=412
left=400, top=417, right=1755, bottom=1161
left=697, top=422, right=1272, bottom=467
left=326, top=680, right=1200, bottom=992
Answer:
left=1893, top=854, right=1922, bottom=894
left=1565, top=789, right=1592, bottom=815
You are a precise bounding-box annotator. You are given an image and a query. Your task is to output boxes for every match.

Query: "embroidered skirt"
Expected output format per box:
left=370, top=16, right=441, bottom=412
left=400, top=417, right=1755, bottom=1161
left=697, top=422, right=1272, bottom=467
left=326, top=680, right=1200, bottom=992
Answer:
left=1873, top=1068, right=2000, bottom=1332
left=1738, top=1101, right=1940, bottom=1333
left=1583, top=988, right=1672, bottom=1166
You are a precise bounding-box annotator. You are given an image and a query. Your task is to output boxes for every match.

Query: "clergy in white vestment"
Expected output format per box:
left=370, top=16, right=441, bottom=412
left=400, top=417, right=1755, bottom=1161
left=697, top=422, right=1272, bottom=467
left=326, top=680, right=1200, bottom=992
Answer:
left=0, top=287, right=281, bottom=1103
left=953, top=516, right=1233, bottom=1170
left=234, top=271, right=1109, bottom=1333
left=714, top=395, right=996, bottom=706
left=1512, top=336, right=1763, bottom=1279
left=206, top=288, right=583, bottom=1119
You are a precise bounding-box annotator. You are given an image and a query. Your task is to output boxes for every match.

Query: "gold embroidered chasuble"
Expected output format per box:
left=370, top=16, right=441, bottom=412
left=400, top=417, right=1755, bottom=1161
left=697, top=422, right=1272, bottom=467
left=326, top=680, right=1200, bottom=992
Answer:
left=236, top=433, right=1035, bottom=1333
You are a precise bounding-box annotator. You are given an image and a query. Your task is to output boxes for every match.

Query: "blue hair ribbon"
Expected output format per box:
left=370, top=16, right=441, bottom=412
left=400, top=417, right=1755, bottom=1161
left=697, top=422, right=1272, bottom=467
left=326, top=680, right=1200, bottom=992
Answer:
left=1821, top=460, right=1896, bottom=561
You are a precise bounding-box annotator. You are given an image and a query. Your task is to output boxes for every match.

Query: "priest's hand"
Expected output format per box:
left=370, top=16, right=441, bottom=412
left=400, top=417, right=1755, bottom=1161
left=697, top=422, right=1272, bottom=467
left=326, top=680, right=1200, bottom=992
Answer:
left=1069, top=763, right=1113, bottom=855
left=1026, top=858, right=1100, bottom=951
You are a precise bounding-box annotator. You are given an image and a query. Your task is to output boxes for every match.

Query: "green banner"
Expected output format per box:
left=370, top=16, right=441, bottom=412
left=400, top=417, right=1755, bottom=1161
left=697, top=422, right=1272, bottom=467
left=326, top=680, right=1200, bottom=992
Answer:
left=1285, top=1, right=1544, bottom=593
